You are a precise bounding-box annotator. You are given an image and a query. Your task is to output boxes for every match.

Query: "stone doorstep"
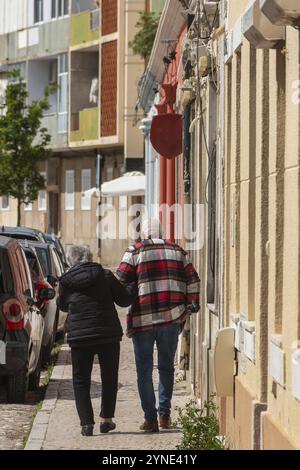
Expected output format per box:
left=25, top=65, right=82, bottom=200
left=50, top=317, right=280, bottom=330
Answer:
left=24, top=346, right=70, bottom=451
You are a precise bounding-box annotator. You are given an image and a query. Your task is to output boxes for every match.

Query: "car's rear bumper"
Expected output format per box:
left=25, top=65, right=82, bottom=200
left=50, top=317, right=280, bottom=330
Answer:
left=0, top=338, right=28, bottom=375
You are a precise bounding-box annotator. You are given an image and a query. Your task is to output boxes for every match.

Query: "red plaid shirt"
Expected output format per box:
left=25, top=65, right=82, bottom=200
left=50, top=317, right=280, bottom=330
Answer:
left=116, top=239, right=200, bottom=337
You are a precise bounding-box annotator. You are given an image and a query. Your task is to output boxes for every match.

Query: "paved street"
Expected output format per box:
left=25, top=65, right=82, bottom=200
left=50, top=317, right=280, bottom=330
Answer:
left=0, top=375, right=47, bottom=450
left=26, top=309, right=188, bottom=450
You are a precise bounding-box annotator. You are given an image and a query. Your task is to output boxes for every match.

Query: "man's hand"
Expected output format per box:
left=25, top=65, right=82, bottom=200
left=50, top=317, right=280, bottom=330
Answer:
left=186, top=302, right=200, bottom=315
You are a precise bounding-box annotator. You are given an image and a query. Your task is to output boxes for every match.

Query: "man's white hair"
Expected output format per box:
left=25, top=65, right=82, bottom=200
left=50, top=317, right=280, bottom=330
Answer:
left=141, top=218, right=162, bottom=240
left=67, top=245, right=93, bottom=266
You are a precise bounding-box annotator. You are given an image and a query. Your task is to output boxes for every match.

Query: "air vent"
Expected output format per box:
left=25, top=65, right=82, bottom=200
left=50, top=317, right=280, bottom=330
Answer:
left=261, top=0, right=300, bottom=26
left=242, top=0, right=285, bottom=49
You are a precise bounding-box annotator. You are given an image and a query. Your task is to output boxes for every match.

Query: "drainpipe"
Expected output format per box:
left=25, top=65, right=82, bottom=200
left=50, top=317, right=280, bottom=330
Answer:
left=96, top=151, right=102, bottom=259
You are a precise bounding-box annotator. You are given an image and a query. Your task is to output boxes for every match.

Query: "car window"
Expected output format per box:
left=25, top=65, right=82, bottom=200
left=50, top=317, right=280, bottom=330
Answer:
left=1, top=233, right=38, bottom=241
left=25, top=251, right=40, bottom=283
left=15, top=247, right=32, bottom=295
left=0, top=251, right=14, bottom=294
left=35, top=247, right=51, bottom=276
left=51, top=248, right=64, bottom=277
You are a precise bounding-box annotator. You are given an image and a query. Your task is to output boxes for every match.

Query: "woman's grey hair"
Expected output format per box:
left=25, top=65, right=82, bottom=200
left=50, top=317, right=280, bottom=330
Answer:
left=67, top=245, right=93, bottom=266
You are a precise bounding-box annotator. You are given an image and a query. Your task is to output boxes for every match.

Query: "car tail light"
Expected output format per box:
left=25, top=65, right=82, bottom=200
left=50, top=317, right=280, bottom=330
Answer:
left=2, top=300, right=24, bottom=331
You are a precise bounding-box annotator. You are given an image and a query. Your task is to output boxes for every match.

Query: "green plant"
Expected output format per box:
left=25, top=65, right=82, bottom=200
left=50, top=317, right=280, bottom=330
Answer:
left=129, top=11, right=160, bottom=62
left=0, top=69, right=54, bottom=225
left=174, top=399, right=226, bottom=450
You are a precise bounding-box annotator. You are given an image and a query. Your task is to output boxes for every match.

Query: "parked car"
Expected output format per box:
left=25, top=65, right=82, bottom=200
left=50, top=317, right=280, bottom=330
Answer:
left=0, top=226, right=45, bottom=243
left=44, top=233, right=69, bottom=269
left=0, top=236, right=52, bottom=403
left=21, top=242, right=57, bottom=366
left=27, top=241, right=67, bottom=342
left=0, top=226, right=68, bottom=271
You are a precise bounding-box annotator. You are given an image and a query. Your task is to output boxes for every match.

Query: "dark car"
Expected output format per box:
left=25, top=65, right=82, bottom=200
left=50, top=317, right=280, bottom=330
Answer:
left=0, top=236, right=47, bottom=403
left=27, top=241, right=67, bottom=342
left=21, top=243, right=56, bottom=367
left=0, top=226, right=46, bottom=243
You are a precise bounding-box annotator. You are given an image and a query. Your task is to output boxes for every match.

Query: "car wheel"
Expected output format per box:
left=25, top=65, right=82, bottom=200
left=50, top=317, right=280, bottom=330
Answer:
left=6, top=366, right=28, bottom=404
left=42, top=329, right=55, bottom=366
left=28, top=353, right=42, bottom=391
left=55, top=312, right=65, bottom=342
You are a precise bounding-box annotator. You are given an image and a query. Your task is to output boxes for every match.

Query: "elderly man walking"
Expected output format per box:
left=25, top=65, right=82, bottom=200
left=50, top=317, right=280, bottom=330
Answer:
left=116, top=219, right=200, bottom=433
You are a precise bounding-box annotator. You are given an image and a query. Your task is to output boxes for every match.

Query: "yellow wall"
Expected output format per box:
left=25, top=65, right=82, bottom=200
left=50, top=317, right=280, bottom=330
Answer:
left=221, top=4, right=300, bottom=450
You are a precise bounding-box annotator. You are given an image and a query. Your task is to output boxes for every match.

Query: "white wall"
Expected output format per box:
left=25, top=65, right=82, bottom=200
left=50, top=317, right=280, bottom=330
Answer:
left=0, top=0, right=29, bottom=35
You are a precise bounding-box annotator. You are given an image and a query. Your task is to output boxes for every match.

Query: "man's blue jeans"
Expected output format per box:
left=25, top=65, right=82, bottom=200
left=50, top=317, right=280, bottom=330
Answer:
left=132, top=323, right=181, bottom=422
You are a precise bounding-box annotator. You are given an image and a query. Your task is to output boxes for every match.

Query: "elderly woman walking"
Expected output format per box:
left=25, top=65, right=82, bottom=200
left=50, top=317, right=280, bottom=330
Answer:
left=58, top=245, right=136, bottom=437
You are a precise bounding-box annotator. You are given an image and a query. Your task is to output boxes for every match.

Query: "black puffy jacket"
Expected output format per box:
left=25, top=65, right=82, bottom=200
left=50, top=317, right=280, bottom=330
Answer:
left=58, top=262, right=136, bottom=347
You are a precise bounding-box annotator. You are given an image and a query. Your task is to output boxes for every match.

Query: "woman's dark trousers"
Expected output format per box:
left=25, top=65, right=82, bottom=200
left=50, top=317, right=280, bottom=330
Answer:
left=71, top=342, right=120, bottom=426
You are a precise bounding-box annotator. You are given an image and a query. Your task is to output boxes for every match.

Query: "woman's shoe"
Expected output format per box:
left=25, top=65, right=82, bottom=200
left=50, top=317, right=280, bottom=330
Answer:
left=100, top=422, right=116, bottom=434
left=81, top=425, right=94, bottom=436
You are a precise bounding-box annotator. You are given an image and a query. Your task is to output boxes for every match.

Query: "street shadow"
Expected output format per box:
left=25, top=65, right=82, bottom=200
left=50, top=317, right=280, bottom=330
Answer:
left=50, top=379, right=123, bottom=400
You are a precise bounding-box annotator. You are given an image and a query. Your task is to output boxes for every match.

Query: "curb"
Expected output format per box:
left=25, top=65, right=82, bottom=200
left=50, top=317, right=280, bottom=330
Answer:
left=25, top=345, right=70, bottom=450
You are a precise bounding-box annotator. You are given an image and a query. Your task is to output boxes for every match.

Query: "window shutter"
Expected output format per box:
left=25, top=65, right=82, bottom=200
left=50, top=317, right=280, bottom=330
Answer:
left=81, top=169, right=92, bottom=210
left=38, top=171, right=47, bottom=211
left=65, top=169, right=75, bottom=210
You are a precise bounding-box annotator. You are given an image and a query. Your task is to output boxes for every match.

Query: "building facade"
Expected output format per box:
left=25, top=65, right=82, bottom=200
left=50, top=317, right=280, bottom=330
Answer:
left=139, top=0, right=300, bottom=450
left=0, top=0, right=165, bottom=264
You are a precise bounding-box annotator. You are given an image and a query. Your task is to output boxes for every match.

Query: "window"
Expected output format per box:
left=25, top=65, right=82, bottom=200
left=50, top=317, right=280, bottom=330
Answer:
left=24, top=202, right=33, bottom=212
left=51, top=0, right=68, bottom=19
left=15, top=247, right=31, bottom=295
left=58, top=54, right=68, bottom=133
left=24, top=183, right=32, bottom=211
left=38, top=172, right=47, bottom=211
left=34, top=0, right=44, bottom=23
left=0, top=196, right=9, bottom=211
left=65, top=170, right=75, bottom=210
left=0, top=251, right=14, bottom=294
left=106, top=167, right=114, bottom=181
left=81, top=169, right=92, bottom=211
left=35, top=247, right=51, bottom=276
left=51, top=248, right=64, bottom=277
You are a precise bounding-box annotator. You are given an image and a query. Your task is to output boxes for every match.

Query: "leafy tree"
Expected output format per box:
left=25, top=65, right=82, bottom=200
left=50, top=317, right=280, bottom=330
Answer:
left=0, top=69, right=54, bottom=226
left=129, top=11, right=160, bottom=63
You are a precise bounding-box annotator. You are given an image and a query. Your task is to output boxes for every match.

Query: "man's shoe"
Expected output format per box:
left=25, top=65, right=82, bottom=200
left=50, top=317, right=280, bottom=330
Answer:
left=159, top=416, right=172, bottom=429
left=81, top=425, right=94, bottom=436
left=140, top=419, right=159, bottom=433
left=100, top=422, right=116, bottom=434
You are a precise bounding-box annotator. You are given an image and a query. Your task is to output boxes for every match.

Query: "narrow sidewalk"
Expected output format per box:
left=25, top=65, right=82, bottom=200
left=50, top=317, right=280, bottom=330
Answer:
left=26, top=309, right=188, bottom=450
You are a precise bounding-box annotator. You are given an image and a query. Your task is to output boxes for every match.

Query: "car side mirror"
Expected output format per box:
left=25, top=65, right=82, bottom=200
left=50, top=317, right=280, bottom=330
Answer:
left=47, top=275, right=58, bottom=287
left=38, top=287, right=56, bottom=302
left=26, top=297, right=35, bottom=307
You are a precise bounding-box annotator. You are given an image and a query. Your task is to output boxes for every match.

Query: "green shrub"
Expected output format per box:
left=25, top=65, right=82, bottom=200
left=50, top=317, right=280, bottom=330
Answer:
left=174, top=399, right=227, bottom=450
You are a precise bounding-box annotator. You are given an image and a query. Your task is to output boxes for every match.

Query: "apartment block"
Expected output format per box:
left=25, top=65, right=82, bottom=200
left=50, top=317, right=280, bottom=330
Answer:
left=0, top=0, right=152, bottom=264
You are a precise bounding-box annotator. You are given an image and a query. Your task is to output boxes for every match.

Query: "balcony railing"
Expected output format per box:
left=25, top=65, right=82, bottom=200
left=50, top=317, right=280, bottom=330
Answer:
left=70, top=9, right=100, bottom=47
left=70, top=107, right=99, bottom=142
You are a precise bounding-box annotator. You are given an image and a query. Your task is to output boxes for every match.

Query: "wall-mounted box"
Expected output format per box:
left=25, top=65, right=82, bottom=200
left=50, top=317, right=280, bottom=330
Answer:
left=291, top=349, right=300, bottom=402
left=230, top=313, right=241, bottom=350
left=243, top=323, right=256, bottom=363
left=261, top=0, right=300, bottom=26
left=243, top=0, right=285, bottom=48
left=270, top=335, right=285, bottom=387
left=214, top=327, right=235, bottom=397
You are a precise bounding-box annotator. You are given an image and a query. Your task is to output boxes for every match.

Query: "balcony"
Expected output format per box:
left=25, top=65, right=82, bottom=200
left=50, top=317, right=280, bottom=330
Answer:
left=70, top=107, right=99, bottom=142
left=70, top=9, right=100, bottom=47
left=42, top=114, right=68, bottom=148
left=70, top=48, right=99, bottom=144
